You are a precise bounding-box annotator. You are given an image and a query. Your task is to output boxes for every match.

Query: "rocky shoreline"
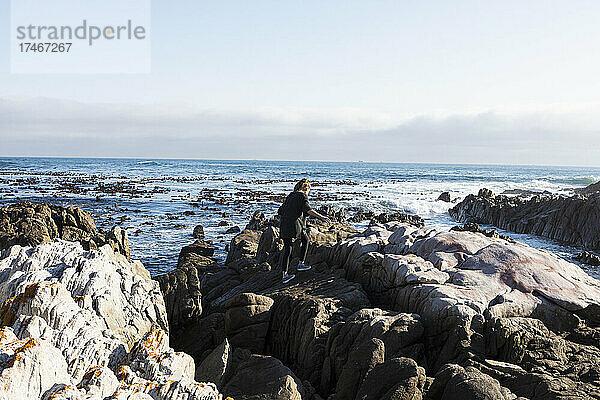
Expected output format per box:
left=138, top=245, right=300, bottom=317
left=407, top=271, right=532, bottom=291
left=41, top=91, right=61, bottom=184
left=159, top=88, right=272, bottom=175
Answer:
left=449, top=187, right=600, bottom=252
left=1, top=200, right=600, bottom=399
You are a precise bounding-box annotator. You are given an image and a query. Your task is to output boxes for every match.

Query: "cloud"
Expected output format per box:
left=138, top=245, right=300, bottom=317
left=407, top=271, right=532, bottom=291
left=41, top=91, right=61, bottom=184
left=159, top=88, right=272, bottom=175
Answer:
left=1, top=97, right=600, bottom=165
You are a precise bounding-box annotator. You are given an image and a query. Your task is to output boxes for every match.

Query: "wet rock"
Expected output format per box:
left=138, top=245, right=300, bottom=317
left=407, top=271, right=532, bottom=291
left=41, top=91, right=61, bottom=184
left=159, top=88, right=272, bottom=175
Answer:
left=316, top=205, right=346, bottom=223
left=575, top=251, right=600, bottom=266
left=349, top=210, right=425, bottom=227
left=192, top=224, right=205, bottom=239
left=178, top=239, right=215, bottom=265
left=225, top=225, right=241, bottom=234
left=245, top=210, right=278, bottom=231
left=450, top=222, right=512, bottom=241
left=437, top=192, right=451, bottom=202
left=218, top=220, right=229, bottom=226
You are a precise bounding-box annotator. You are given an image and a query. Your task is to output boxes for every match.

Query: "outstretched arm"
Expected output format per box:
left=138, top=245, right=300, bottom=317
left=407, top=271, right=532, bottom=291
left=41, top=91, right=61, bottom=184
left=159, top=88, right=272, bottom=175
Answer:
left=307, top=209, right=331, bottom=224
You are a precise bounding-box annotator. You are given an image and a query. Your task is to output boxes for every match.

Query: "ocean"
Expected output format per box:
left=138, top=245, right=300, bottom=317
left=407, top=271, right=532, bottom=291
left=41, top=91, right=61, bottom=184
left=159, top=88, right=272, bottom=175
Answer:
left=1, top=157, right=599, bottom=277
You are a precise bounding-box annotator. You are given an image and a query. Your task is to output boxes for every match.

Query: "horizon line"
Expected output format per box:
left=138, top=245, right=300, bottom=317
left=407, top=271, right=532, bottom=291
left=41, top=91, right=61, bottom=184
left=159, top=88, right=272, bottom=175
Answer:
left=0, top=155, right=597, bottom=169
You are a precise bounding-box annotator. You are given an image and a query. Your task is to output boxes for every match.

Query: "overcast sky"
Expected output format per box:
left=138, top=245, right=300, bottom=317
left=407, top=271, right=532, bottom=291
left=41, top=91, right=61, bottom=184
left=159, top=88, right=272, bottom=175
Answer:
left=1, top=1, right=600, bottom=165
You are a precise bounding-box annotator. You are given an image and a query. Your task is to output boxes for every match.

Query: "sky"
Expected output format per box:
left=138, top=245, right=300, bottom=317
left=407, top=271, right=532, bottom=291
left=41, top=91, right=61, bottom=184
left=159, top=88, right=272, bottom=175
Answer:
left=1, top=0, right=600, bottom=165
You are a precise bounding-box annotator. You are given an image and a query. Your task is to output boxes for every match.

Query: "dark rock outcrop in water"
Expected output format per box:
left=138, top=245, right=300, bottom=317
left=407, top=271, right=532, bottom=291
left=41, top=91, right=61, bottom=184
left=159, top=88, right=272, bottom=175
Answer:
left=449, top=187, right=600, bottom=250
left=349, top=210, right=425, bottom=227
left=0, top=201, right=130, bottom=258
left=163, top=207, right=600, bottom=400
left=437, top=192, right=451, bottom=202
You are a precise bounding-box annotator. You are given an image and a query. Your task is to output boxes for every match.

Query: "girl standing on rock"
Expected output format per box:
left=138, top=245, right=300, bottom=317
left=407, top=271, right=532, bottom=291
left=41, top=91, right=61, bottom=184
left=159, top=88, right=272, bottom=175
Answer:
left=278, top=178, right=331, bottom=283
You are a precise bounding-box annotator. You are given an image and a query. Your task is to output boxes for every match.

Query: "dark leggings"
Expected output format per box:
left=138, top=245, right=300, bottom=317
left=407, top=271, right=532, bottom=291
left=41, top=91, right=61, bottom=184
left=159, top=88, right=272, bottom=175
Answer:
left=280, top=231, right=309, bottom=274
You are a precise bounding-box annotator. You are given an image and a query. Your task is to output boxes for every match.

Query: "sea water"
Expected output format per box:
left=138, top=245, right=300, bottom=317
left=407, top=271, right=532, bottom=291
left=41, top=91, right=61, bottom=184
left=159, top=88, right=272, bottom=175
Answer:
left=1, top=157, right=599, bottom=276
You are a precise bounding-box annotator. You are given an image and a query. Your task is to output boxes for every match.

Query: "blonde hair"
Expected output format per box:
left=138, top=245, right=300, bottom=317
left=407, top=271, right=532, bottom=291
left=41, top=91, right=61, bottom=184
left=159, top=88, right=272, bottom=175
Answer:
left=294, top=178, right=311, bottom=192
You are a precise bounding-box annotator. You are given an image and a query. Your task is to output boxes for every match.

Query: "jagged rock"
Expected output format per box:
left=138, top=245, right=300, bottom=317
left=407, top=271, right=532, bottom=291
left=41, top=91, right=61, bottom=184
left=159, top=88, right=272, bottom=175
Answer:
left=196, top=338, right=231, bottom=388
left=450, top=189, right=600, bottom=250
left=437, top=192, right=451, bottom=202
left=77, top=366, right=120, bottom=398
left=225, top=229, right=262, bottom=264
left=322, top=309, right=424, bottom=395
left=0, top=201, right=130, bottom=258
left=349, top=210, right=425, bottom=227
left=316, top=205, right=346, bottom=223
left=245, top=211, right=279, bottom=231
left=104, top=226, right=131, bottom=259
left=334, top=337, right=385, bottom=400
left=171, top=312, right=226, bottom=374
left=355, top=357, right=426, bottom=400
left=265, top=275, right=370, bottom=388
left=193, top=224, right=205, bottom=239
left=575, top=251, right=600, bottom=266
left=178, top=240, right=215, bottom=266
left=256, top=226, right=282, bottom=264
left=127, top=328, right=195, bottom=382
left=0, top=241, right=167, bottom=349
left=450, top=222, right=512, bottom=241
left=154, top=264, right=203, bottom=334
left=426, top=364, right=514, bottom=400
left=308, top=223, right=600, bottom=378
left=225, top=293, right=274, bottom=353
left=0, top=240, right=223, bottom=400
left=225, top=226, right=241, bottom=234
left=222, top=349, right=305, bottom=400
left=0, top=327, right=71, bottom=400
left=115, top=364, right=221, bottom=400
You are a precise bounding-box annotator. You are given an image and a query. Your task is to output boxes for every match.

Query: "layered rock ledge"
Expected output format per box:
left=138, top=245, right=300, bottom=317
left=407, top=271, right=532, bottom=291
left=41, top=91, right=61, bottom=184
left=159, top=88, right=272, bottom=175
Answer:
left=3, top=201, right=600, bottom=400
left=163, top=208, right=600, bottom=400
left=449, top=188, right=600, bottom=251
left=0, top=239, right=223, bottom=400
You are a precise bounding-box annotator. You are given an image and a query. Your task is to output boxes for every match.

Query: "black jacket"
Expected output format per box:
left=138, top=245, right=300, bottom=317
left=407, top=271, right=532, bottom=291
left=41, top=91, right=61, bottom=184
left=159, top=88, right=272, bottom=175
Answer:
left=278, top=191, right=312, bottom=239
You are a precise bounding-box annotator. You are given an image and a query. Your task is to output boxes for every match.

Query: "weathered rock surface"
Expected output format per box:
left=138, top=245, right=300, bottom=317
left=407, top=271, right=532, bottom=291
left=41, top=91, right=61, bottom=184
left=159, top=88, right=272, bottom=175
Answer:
left=300, top=220, right=600, bottom=398
left=0, top=201, right=131, bottom=258
left=349, top=210, right=425, bottom=227
left=154, top=240, right=218, bottom=334
left=143, top=205, right=600, bottom=400
left=437, top=192, right=451, bottom=203
left=225, top=293, right=274, bottom=353
left=0, top=240, right=222, bottom=400
left=450, top=188, right=600, bottom=251
left=193, top=224, right=205, bottom=239
left=575, top=250, right=600, bottom=266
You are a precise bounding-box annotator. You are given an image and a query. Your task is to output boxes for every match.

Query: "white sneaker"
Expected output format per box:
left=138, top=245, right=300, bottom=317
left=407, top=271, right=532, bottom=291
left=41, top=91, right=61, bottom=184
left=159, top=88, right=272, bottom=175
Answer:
left=297, top=262, right=311, bottom=271
left=282, top=273, right=296, bottom=284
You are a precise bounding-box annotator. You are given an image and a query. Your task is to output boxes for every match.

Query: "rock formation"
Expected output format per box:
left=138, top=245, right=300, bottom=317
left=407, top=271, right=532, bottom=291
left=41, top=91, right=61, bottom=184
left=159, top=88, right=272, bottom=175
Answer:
left=0, top=201, right=131, bottom=258
left=168, top=208, right=600, bottom=400
left=449, top=188, right=600, bottom=251
left=0, top=240, right=222, bottom=400
left=3, top=202, right=600, bottom=400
